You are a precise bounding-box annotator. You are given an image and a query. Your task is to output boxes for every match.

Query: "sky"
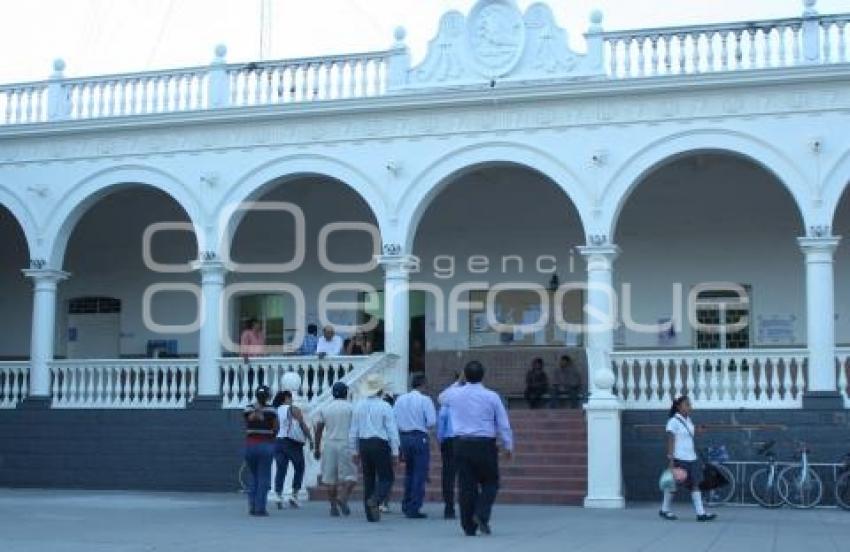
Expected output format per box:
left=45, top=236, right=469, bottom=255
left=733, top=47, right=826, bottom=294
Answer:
left=0, top=0, right=847, bottom=83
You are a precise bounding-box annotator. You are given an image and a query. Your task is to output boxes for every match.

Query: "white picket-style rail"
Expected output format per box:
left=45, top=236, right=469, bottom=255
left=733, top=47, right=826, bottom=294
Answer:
left=49, top=359, right=198, bottom=409
left=611, top=349, right=809, bottom=409
left=219, top=353, right=393, bottom=409
left=0, top=362, right=29, bottom=408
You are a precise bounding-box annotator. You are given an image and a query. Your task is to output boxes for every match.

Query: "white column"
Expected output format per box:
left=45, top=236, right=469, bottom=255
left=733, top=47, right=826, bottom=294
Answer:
left=799, top=236, right=840, bottom=396
left=23, top=266, right=69, bottom=398
left=578, top=243, right=625, bottom=509
left=378, top=250, right=413, bottom=394
left=194, top=258, right=228, bottom=398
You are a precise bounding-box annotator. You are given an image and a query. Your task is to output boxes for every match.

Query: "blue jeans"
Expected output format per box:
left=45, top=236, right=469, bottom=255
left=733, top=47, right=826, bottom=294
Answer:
left=400, top=431, right=430, bottom=516
left=245, top=442, right=274, bottom=514
left=274, top=438, right=306, bottom=494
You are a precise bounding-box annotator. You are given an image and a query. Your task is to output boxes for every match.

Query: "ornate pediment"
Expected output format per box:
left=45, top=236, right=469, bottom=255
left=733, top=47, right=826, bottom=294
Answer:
left=407, top=0, right=602, bottom=88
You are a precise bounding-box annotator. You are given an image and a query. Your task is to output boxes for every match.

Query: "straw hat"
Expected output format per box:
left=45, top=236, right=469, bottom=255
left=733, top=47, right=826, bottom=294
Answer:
left=360, top=373, right=386, bottom=397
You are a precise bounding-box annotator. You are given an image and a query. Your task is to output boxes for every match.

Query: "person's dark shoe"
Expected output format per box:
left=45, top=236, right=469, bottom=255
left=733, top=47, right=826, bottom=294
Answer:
left=337, top=499, right=351, bottom=517
left=697, top=513, right=717, bottom=522
left=473, top=515, right=491, bottom=535
left=406, top=512, right=428, bottom=519
left=444, top=505, right=456, bottom=519
left=659, top=511, right=678, bottom=521
left=366, top=498, right=381, bottom=522
left=251, top=511, right=269, bottom=517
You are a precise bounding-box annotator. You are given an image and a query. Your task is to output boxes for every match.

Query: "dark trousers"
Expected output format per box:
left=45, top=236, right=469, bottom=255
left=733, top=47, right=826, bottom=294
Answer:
left=400, top=431, right=430, bottom=516
left=525, top=387, right=547, bottom=409
left=274, top=438, right=305, bottom=494
left=455, top=438, right=500, bottom=535
left=441, top=438, right=458, bottom=509
left=359, top=438, right=394, bottom=518
left=244, top=441, right=274, bottom=514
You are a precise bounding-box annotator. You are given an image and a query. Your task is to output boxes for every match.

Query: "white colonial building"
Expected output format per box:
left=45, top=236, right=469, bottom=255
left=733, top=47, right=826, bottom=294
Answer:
left=2, top=0, right=850, bottom=507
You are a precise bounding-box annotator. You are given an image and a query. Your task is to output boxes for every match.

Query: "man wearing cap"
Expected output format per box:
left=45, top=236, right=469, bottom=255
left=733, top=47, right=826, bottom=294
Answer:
left=314, top=382, right=357, bottom=517
left=443, top=361, right=513, bottom=537
left=349, top=373, right=400, bottom=522
left=393, top=373, right=437, bottom=519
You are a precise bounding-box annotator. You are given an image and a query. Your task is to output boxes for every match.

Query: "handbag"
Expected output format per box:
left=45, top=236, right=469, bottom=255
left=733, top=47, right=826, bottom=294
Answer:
left=675, top=416, right=730, bottom=492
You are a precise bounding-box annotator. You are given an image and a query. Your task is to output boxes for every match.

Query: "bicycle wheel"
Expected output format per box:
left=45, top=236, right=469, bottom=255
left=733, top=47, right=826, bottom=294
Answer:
left=238, top=461, right=251, bottom=493
left=835, top=471, right=850, bottom=511
left=750, top=467, right=786, bottom=508
left=705, top=464, right=736, bottom=506
left=778, top=466, right=823, bottom=509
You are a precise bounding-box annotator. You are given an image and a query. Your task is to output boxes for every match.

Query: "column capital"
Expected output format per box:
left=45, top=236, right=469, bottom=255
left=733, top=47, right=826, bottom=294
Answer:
left=577, top=244, right=621, bottom=267
left=377, top=253, right=416, bottom=278
left=192, top=254, right=228, bottom=282
left=22, top=266, right=70, bottom=285
left=798, top=235, right=841, bottom=257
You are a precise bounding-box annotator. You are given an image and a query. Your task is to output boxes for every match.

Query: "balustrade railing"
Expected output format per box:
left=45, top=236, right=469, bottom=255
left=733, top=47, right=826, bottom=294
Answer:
left=820, top=15, right=850, bottom=63
left=63, top=69, right=209, bottom=119
left=0, top=362, right=29, bottom=408
left=611, top=349, right=808, bottom=409
left=0, top=82, right=49, bottom=124
left=227, top=51, right=390, bottom=107
left=220, top=354, right=389, bottom=409
left=49, top=359, right=197, bottom=409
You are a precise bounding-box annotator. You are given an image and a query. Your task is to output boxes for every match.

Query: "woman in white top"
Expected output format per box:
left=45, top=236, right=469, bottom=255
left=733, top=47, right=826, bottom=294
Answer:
left=272, top=390, right=314, bottom=509
left=660, top=396, right=716, bottom=522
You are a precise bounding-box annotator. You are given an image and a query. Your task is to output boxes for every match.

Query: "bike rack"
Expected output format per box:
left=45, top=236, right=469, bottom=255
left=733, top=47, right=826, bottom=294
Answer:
left=713, top=461, right=847, bottom=509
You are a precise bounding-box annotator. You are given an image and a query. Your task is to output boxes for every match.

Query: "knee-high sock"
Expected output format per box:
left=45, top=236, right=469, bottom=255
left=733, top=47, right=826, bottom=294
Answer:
left=691, top=491, right=706, bottom=515
left=661, top=491, right=673, bottom=512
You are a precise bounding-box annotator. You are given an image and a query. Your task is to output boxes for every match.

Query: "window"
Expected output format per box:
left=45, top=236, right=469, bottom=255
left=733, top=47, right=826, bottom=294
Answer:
left=68, top=297, right=121, bottom=314
left=694, top=287, right=751, bottom=350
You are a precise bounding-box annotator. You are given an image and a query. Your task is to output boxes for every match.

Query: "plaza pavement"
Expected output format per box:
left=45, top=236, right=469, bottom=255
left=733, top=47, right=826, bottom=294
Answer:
left=0, top=490, right=847, bottom=552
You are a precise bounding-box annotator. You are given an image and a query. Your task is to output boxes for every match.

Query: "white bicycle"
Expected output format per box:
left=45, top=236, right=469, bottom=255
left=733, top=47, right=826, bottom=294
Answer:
left=778, top=442, right=823, bottom=509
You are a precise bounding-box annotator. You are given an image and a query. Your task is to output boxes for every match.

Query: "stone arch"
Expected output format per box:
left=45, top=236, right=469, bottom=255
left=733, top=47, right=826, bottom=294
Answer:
left=0, top=186, right=36, bottom=258
left=42, top=165, right=204, bottom=267
left=397, top=142, right=593, bottom=251
left=823, top=149, right=850, bottom=229
left=215, top=153, right=389, bottom=249
left=602, top=129, right=812, bottom=237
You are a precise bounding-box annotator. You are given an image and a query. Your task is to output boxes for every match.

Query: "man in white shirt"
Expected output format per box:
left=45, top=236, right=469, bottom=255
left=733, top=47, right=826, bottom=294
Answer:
left=316, top=325, right=344, bottom=357
left=349, top=373, right=400, bottom=522
left=393, top=374, right=437, bottom=519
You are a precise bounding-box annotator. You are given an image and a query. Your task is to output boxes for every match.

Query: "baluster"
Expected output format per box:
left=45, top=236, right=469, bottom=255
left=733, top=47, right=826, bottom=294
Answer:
left=22, top=88, right=33, bottom=122
left=691, top=33, right=702, bottom=73
left=838, top=21, right=847, bottom=63
left=350, top=60, right=359, bottom=97
left=713, top=359, right=724, bottom=404
left=823, top=22, right=833, bottom=63
left=677, top=33, right=687, bottom=73
left=72, top=366, right=82, bottom=405
left=792, top=25, right=802, bottom=64
left=106, top=81, right=116, bottom=116
left=635, top=37, right=646, bottom=77
left=734, top=30, right=744, bottom=69
left=661, top=359, right=672, bottom=404
left=612, top=360, right=623, bottom=401
left=299, top=63, right=309, bottom=100
left=241, top=69, right=251, bottom=106
left=608, top=38, right=619, bottom=77
left=839, top=357, right=848, bottom=402
left=777, top=25, right=788, bottom=66
left=648, top=36, right=659, bottom=76
left=763, top=27, right=773, bottom=67
left=720, top=31, right=730, bottom=70
left=707, top=31, right=718, bottom=72
left=11, top=90, right=22, bottom=123
left=758, top=358, right=770, bottom=404
left=375, top=57, right=383, bottom=95
left=254, top=68, right=264, bottom=105
left=3, top=90, right=12, bottom=123
left=642, top=359, right=654, bottom=405
left=622, top=37, right=633, bottom=76
left=662, top=35, right=673, bottom=73
left=96, top=82, right=107, bottom=117
left=747, top=28, right=757, bottom=68
left=169, top=76, right=179, bottom=112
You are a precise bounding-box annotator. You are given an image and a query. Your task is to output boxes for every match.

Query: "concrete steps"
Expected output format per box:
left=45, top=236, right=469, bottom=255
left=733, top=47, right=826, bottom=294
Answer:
left=309, top=408, right=587, bottom=506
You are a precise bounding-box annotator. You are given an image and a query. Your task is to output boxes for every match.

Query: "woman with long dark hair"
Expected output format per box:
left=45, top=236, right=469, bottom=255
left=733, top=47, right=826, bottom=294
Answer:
left=660, top=396, right=716, bottom=522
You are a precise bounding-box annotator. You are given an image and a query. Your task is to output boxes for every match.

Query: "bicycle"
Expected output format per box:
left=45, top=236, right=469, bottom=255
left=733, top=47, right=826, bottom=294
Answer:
left=704, top=445, right=736, bottom=507
left=238, top=461, right=250, bottom=493
left=778, top=442, right=823, bottom=509
left=834, top=452, right=850, bottom=511
left=749, top=440, right=786, bottom=508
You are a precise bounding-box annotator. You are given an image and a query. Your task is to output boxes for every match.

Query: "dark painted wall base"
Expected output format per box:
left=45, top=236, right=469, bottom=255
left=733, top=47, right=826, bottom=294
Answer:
left=0, top=400, right=245, bottom=492
left=803, top=391, right=845, bottom=410
left=623, top=409, right=850, bottom=502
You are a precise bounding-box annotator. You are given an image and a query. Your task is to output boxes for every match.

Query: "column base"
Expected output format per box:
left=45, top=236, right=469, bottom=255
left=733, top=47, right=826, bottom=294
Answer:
left=802, top=391, right=844, bottom=410
left=188, top=395, right=223, bottom=410
left=20, top=396, right=51, bottom=410
left=584, top=496, right=626, bottom=509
